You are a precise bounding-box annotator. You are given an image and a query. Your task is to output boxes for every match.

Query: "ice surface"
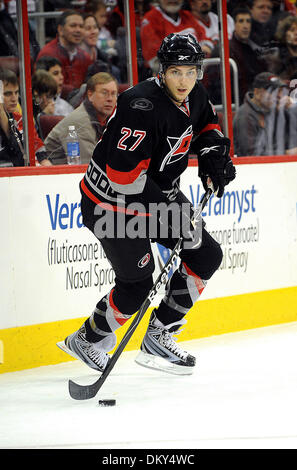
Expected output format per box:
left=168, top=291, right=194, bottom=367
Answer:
left=1, top=322, right=297, bottom=449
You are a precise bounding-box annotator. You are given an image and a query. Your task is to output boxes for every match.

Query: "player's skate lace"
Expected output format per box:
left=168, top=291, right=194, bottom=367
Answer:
left=56, top=324, right=116, bottom=372
left=160, top=328, right=187, bottom=360
left=75, top=328, right=110, bottom=370
left=135, top=310, right=196, bottom=374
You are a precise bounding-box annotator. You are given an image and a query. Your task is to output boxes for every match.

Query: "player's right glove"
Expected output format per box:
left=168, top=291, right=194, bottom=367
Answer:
left=198, top=138, right=236, bottom=198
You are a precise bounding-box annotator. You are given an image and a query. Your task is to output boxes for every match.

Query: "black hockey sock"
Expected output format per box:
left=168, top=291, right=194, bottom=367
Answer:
left=155, top=300, right=185, bottom=326
left=85, top=276, right=153, bottom=342
left=85, top=298, right=112, bottom=343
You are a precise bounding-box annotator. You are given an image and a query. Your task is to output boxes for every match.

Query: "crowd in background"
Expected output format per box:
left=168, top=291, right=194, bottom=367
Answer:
left=0, top=0, right=296, bottom=166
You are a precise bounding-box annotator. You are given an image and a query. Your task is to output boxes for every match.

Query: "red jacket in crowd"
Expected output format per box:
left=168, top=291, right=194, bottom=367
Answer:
left=140, top=6, right=207, bottom=64
left=36, top=38, right=93, bottom=91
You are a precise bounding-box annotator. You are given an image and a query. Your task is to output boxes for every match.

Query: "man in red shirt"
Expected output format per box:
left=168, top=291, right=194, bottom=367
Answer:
left=140, top=0, right=207, bottom=73
left=36, top=10, right=93, bottom=92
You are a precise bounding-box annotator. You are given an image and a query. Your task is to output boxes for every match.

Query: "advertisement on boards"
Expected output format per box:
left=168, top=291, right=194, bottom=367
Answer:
left=0, top=161, right=296, bottom=329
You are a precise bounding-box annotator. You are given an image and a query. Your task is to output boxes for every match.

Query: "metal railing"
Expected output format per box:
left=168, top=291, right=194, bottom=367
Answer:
left=12, top=4, right=62, bottom=47
left=204, top=57, right=240, bottom=113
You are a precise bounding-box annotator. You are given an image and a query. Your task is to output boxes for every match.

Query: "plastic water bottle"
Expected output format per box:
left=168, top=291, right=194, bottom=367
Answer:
left=66, top=125, right=81, bottom=165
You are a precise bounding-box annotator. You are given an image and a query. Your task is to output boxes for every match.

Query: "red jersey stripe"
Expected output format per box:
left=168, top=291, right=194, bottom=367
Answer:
left=199, top=123, right=222, bottom=135
left=106, top=158, right=151, bottom=185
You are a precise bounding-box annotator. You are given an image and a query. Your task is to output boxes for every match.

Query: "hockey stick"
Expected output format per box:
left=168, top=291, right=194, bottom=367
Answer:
left=68, top=187, right=213, bottom=400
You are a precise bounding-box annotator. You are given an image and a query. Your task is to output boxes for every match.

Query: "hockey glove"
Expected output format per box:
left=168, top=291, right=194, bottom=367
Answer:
left=198, top=138, right=236, bottom=198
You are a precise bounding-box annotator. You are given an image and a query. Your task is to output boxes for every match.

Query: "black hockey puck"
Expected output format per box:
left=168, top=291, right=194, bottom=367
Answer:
left=98, top=399, right=116, bottom=407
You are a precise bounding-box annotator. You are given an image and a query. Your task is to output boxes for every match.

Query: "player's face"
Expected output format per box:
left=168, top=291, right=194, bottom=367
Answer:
left=3, top=82, right=19, bottom=113
left=87, top=81, right=118, bottom=118
left=163, top=65, right=198, bottom=105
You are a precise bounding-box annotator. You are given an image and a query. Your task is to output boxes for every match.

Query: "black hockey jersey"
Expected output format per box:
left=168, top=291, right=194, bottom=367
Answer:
left=81, top=77, right=222, bottom=211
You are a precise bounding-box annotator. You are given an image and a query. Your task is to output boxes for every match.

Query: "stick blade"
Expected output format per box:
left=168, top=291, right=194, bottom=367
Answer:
left=68, top=378, right=101, bottom=400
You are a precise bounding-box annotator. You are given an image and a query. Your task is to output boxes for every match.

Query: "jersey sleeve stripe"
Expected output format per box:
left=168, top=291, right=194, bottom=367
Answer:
left=106, top=158, right=151, bottom=185
left=199, top=123, right=222, bottom=135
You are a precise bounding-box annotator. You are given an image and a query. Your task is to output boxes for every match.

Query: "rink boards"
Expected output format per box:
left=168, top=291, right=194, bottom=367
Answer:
left=0, top=157, right=297, bottom=373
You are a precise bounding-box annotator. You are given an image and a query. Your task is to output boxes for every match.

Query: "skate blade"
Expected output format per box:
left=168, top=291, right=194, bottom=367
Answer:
left=56, top=340, right=80, bottom=362
left=56, top=340, right=105, bottom=372
left=135, top=351, right=195, bottom=376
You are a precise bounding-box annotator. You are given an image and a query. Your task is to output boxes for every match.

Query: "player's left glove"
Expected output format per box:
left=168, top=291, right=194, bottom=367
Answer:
left=198, top=137, right=236, bottom=198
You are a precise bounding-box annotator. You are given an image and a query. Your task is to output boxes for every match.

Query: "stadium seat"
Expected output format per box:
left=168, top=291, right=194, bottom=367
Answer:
left=38, top=114, right=64, bottom=140
left=0, top=56, right=19, bottom=74
left=60, top=84, right=74, bottom=100
left=118, top=83, right=129, bottom=94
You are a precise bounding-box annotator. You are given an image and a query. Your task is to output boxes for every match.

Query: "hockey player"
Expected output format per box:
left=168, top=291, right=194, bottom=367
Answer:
left=57, top=33, right=236, bottom=375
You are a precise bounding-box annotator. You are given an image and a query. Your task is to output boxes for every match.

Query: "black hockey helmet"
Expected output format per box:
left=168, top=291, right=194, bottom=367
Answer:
left=157, top=33, right=204, bottom=79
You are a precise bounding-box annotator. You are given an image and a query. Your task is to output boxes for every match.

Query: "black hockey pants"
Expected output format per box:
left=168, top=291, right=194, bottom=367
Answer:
left=80, top=191, right=222, bottom=340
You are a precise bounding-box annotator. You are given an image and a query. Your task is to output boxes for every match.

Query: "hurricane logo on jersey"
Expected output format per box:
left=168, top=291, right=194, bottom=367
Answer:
left=160, top=125, right=193, bottom=171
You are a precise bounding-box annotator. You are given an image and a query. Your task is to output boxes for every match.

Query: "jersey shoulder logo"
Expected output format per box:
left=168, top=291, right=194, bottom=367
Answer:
left=160, top=125, right=193, bottom=171
left=130, top=98, right=154, bottom=111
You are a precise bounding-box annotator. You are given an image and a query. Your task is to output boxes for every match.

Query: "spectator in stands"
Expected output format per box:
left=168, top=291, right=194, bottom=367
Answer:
left=104, top=0, right=125, bottom=38
left=217, top=7, right=267, bottom=104
left=273, top=83, right=297, bottom=154
left=267, top=0, right=293, bottom=39
left=81, top=13, right=121, bottom=82
left=269, top=16, right=297, bottom=80
left=247, top=0, right=276, bottom=46
left=286, top=74, right=297, bottom=154
left=189, top=0, right=235, bottom=54
left=81, top=13, right=104, bottom=61
left=0, top=69, right=52, bottom=166
left=134, top=0, right=152, bottom=27
left=36, top=10, right=93, bottom=92
left=45, top=72, right=118, bottom=164
left=90, top=0, right=149, bottom=82
left=31, top=70, right=58, bottom=137
left=140, top=0, right=208, bottom=74
left=284, top=0, right=297, bottom=15
left=35, top=56, right=74, bottom=116
left=0, top=0, right=40, bottom=60
left=87, top=0, right=118, bottom=58
left=233, top=71, right=296, bottom=156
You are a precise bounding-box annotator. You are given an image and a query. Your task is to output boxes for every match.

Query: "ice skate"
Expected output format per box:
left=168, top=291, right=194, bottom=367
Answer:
left=135, top=310, right=196, bottom=375
left=57, top=325, right=116, bottom=372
